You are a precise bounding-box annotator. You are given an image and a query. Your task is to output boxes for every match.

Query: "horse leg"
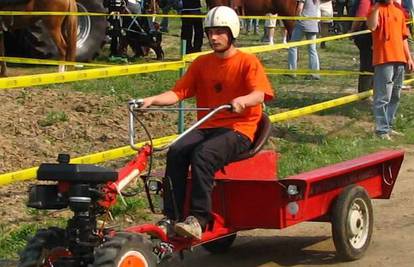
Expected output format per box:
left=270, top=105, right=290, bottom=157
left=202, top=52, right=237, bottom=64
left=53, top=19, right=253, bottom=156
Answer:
left=64, top=0, right=78, bottom=66
left=0, top=31, right=7, bottom=77
left=44, top=17, right=67, bottom=72
left=283, top=20, right=295, bottom=41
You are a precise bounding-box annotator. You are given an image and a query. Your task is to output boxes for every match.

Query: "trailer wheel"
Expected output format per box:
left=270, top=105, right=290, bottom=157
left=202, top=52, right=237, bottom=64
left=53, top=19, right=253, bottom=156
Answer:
left=93, top=232, right=156, bottom=267
left=202, top=233, right=237, bottom=254
left=331, top=185, right=373, bottom=261
left=18, top=227, right=71, bottom=267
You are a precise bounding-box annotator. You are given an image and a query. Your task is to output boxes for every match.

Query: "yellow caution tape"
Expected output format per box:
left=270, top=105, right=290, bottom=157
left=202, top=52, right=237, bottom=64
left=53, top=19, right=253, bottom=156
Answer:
left=270, top=91, right=373, bottom=123
left=0, top=11, right=104, bottom=16
left=403, top=78, right=414, bottom=84
left=182, top=51, right=211, bottom=62
left=5, top=75, right=414, bottom=186
left=0, top=56, right=112, bottom=67
left=238, top=15, right=366, bottom=21
left=185, top=29, right=371, bottom=62
left=0, top=61, right=184, bottom=89
left=0, top=28, right=369, bottom=89
left=0, top=134, right=176, bottom=186
left=265, top=68, right=373, bottom=76
left=0, top=90, right=374, bottom=186
left=120, top=14, right=366, bottom=21
left=0, top=10, right=368, bottom=21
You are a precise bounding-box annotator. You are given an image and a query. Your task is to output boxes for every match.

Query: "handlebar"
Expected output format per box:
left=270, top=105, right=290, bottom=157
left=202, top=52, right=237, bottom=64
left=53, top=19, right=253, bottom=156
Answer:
left=128, top=99, right=232, bottom=151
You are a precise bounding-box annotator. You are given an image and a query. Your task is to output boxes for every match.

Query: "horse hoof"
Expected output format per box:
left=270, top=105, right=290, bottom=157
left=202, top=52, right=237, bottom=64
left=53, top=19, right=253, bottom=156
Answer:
left=156, top=49, right=164, bottom=60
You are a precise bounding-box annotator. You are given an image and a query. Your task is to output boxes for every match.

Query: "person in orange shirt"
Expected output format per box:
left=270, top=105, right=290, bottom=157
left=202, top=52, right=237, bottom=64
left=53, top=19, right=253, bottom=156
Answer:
left=367, top=0, right=414, bottom=140
left=140, top=6, right=274, bottom=239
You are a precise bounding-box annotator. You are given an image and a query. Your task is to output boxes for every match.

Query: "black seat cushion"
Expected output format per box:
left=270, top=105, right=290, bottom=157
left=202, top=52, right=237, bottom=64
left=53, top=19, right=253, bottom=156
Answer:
left=37, top=163, right=118, bottom=183
left=231, top=113, right=272, bottom=162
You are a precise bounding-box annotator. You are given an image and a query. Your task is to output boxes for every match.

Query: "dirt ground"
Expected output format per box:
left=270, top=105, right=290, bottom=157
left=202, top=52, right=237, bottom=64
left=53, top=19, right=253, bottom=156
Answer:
left=0, top=88, right=413, bottom=266
left=0, top=88, right=181, bottom=227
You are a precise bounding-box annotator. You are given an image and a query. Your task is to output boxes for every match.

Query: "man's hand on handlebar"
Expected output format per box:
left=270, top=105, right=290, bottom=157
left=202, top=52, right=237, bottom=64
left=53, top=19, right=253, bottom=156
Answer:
left=139, top=97, right=155, bottom=109
left=230, top=97, right=247, bottom=114
left=230, top=91, right=265, bottom=113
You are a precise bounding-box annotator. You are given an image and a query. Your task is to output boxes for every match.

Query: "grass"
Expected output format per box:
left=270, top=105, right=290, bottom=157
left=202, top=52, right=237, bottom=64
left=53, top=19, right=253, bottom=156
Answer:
left=0, top=219, right=66, bottom=259
left=276, top=132, right=390, bottom=178
left=38, top=111, right=68, bottom=127
left=2, top=18, right=414, bottom=260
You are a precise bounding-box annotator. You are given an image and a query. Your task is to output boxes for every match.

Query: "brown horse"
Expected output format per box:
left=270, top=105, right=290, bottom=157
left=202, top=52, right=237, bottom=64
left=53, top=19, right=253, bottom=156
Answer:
left=205, top=0, right=297, bottom=36
left=0, top=0, right=77, bottom=76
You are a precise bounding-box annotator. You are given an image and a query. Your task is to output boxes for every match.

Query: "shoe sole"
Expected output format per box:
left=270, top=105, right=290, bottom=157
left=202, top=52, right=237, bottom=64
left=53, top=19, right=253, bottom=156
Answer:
left=174, top=225, right=201, bottom=240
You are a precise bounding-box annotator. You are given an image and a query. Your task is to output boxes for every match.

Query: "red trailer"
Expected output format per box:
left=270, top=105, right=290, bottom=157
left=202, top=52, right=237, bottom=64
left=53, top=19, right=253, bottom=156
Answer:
left=19, top=103, right=404, bottom=267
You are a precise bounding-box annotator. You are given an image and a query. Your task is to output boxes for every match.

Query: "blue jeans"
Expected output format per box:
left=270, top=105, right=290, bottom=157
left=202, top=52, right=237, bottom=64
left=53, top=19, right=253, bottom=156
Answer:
left=373, top=63, right=405, bottom=134
left=288, top=26, right=320, bottom=78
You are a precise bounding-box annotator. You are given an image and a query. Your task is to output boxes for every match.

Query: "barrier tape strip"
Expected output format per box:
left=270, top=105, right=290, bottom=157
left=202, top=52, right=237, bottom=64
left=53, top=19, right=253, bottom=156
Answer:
left=0, top=27, right=370, bottom=70
left=0, top=28, right=369, bottom=89
left=115, top=13, right=367, bottom=22
left=3, top=74, right=414, bottom=186
left=0, top=61, right=184, bottom=89
left=270, top=76, right=414, bottom=123
left=0, top=56, right=112, bottom=67
left=270, top=90, right=373, bottom=123
left=0, top=26, right=372, bottom=90
left=0, top=135, right=176, bottom=186
left=184, top=29, right=371, bottom=61
left=269, top=77, right=414, bottom=123
left=403, top=78, right=414, bottom=84
left=0, top=11, right=104, bottom=16
left=0, top=90, right=377, bottom=186
left=0, top=11, right=368, bottom=21
left=266, top=68, right=373, bottom=76
left=0, top=19, right=409, bottom=184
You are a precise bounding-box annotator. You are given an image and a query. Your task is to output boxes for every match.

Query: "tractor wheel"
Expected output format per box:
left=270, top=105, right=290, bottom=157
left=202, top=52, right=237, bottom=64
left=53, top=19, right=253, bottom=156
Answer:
left=331, top=185, right=373, bottom=261
left=4, top=0, right=107, bottom=61
left=18, top=227, right=71, bottom=267
left=75, top=0, right=107, bottom=61
left=93, top=232, right=157, bottom=267
left=4, top=25, right=56, bottom=59
left=202, top=233, right=237, bottom=254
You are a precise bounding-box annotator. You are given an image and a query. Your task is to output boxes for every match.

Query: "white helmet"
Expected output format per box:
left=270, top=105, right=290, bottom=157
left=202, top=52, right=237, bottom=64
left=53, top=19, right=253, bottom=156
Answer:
left=204, top=6, right=240, bottom=39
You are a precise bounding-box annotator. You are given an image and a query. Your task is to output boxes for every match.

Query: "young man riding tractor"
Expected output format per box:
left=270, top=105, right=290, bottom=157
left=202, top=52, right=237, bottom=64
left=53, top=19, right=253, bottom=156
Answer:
left=140, top=6, right=274, bottom=240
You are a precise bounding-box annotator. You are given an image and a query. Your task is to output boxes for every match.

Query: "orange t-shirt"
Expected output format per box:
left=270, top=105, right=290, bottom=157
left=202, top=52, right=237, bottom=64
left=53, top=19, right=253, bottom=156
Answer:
left=172, top=50, right=274, bottom=141
left=371, top=3, right=410, bottom=66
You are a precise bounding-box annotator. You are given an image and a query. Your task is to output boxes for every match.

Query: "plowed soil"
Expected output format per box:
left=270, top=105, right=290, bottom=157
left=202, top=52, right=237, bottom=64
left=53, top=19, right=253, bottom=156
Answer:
left=0, top=88, right=180, bottom=227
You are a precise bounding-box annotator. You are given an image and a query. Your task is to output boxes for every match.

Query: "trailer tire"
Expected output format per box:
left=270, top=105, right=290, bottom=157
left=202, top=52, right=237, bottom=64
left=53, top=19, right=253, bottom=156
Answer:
left=202, top=233, right=237, bottom=254
left=331, top=185, right=373, bottom=261
left=18, top=227, right=69, bottom=267
left=92, top=232, right=156, bottom=267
